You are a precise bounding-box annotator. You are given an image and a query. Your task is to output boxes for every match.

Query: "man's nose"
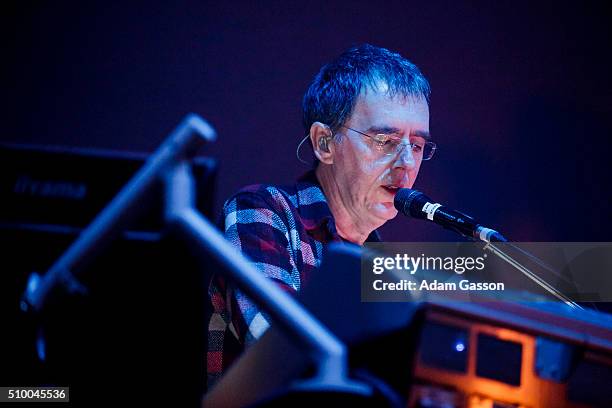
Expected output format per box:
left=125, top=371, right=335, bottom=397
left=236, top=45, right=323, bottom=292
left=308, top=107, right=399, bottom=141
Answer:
left=392, top=144, right=417, bottom=170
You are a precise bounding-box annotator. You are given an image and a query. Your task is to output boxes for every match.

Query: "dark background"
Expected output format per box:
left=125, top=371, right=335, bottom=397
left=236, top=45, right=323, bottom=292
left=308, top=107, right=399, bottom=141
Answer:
left=1, top=2, right=611, bottom=403
left=2, top=0, right=611, bottom=241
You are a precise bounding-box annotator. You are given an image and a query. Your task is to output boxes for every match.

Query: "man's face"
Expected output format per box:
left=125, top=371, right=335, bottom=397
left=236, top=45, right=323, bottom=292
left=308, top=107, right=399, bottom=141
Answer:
left=330, top=87, right=430, bottom=228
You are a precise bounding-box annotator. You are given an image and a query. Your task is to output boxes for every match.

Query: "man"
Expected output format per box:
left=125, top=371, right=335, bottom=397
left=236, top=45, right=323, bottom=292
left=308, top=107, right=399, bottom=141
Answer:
left=207, top=43, right=435, bottom=387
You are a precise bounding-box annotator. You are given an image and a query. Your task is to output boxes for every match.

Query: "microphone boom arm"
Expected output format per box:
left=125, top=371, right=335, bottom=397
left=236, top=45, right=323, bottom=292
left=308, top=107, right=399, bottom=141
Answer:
left=482, top=241, right=583, bottom=309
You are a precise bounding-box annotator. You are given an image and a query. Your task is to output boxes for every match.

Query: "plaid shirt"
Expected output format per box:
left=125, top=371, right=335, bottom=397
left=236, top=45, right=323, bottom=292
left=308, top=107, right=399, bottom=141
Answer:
left=207, top=170, right=379, bottom=387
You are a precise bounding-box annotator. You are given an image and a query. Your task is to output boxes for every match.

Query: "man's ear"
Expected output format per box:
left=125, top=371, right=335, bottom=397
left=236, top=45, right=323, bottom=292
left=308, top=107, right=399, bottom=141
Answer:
left=309, top=122, right=334, bottom=164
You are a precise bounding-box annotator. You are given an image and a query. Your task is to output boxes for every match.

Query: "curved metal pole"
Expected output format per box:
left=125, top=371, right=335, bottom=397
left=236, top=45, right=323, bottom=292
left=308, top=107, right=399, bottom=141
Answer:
left=163, top=162, right=369, bottom=393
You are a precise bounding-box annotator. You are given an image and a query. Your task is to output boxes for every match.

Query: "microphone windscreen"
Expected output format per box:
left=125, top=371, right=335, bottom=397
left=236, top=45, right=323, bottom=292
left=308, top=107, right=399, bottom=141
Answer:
left=394, top=188, right=424, bottom=216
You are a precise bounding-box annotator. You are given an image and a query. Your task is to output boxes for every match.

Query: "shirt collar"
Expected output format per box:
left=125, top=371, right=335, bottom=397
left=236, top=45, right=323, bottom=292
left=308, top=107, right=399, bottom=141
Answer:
left=294, top=170, right=381, bottom=244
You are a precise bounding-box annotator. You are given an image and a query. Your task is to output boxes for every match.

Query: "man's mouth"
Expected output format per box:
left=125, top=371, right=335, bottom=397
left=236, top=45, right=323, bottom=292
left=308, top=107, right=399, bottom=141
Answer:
left=382, top=185, right=401, bottom=196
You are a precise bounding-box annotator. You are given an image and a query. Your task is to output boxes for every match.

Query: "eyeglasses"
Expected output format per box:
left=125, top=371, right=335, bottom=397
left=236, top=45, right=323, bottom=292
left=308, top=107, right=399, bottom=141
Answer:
left=343, top=126, right=437, bottom=161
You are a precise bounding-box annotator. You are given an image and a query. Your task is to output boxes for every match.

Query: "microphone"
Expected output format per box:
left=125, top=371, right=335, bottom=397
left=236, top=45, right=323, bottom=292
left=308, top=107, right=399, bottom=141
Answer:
left=394, top=188, right=508, bottom=242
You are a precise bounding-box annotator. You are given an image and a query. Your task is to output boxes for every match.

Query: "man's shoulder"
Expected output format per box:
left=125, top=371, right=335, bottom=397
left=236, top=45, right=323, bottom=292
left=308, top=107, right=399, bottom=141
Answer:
left=223, top=172, right=329, bottom=232
left=221, top=182, right=304, bottom=241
